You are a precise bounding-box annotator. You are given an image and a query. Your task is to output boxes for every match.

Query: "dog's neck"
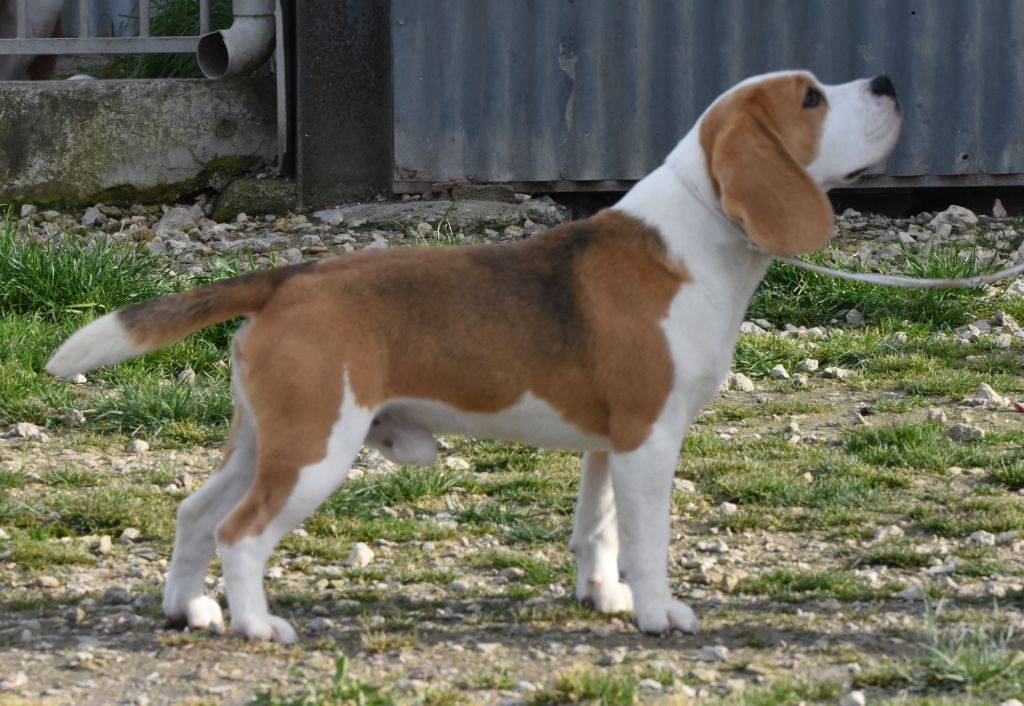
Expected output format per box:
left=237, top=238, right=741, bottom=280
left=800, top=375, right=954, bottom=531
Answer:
left=614, top=131, right=773, bottom=318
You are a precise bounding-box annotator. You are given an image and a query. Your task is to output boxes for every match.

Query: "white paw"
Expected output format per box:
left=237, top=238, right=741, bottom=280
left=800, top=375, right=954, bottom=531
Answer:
left=634, top=599, right=699, bottom=635
left=578, top=578, right=634, bottom=614
left=164, top=594, right=224, bottom=633
left=185, top=596, right=225, bottom=632
left=231, top=614, right=298, bottom=644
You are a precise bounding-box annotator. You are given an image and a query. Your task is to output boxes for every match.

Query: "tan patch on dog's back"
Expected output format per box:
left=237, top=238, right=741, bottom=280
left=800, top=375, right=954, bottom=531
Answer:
left=242, top=209, right=687, bottom=453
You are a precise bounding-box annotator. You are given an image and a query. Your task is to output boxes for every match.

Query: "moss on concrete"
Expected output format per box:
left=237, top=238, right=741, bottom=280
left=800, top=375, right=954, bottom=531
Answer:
left=212, top=177, right=298, bottom=220
left=0, top=78, right=275, bottom=208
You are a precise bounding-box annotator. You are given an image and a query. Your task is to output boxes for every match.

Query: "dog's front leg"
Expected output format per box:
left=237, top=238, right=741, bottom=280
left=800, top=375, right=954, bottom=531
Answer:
left=609, top=429, right=698, bottom=634
left=569, top=451, right=633, bottom=613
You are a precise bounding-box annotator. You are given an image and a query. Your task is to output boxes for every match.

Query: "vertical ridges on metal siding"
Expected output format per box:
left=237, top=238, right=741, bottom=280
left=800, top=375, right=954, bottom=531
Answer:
left=393, top=0, right=1024, bottom=185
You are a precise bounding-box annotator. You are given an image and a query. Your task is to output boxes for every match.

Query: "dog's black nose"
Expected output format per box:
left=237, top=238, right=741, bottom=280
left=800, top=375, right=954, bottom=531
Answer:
left=869, top=74, right=897, bottom=99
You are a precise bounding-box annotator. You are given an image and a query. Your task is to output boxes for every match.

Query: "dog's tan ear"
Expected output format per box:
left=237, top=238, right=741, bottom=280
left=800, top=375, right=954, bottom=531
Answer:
left=704, top=116, right=834, bottom=256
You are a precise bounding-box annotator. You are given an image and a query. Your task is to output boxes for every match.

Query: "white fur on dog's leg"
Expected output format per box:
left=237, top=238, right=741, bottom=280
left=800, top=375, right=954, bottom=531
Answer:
left=570, top=451, right=633, bottom=614
left=582, top=578, right=634, bottom=614
left=609, top=429, right=699, bottom=635
left=163, top=374, right=257, bottom=631
left=220, top=534, right=298, bottom=644
left=184, top=596, right=225, bottom=633
left=634, top=599, right=698, bottom=635
left=219, top=383, right=372, bottom=643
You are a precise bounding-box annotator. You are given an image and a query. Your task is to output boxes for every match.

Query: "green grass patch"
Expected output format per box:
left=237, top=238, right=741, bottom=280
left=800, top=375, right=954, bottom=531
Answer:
left=530, top=669, right=638, bottom=706
left=253, top=656, right=396, bottom=706
left=325, top=466, right=477, bottom=519
left=474, top=550, right=574, bottom=586
left=886, top=602, right=1024, bottom=701
left=738, top=568, right=892, bottom=601
left=710, top=679, right=840, bottom=705
left=844, top=422, right=996, bottom=472
left=749, top=246, right=998, bottom=327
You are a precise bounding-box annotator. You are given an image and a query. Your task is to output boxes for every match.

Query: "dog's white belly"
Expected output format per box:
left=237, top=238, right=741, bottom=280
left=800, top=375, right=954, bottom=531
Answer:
left=379, top=393, right=611, bottom=451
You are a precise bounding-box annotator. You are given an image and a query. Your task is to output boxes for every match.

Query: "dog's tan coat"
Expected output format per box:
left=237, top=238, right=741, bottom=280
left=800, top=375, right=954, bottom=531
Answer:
left=122, top=210, right=688, bottom=542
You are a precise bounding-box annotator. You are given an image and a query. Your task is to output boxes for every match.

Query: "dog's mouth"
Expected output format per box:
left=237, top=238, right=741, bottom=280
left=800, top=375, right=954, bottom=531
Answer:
left=843, top=166, right=869, bottom=182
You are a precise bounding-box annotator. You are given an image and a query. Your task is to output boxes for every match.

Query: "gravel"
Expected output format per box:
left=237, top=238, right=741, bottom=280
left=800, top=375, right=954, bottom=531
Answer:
left=2, top=199, right=1023, bottom=703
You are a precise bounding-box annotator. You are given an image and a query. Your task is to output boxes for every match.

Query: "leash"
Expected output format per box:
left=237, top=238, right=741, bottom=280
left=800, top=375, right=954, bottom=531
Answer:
left=768, top=251, right=1024, bottom=289
left=673, top=171, right=1024, bottom=290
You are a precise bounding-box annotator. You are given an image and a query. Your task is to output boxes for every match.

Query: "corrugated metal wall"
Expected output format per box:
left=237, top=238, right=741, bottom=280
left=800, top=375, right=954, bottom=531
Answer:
left=392, top=0, right=1024, bottom=189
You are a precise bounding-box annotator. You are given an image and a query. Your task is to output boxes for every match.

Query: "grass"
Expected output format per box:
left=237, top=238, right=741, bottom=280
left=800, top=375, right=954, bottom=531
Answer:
left=90, top=0, right=235, bottom=79
left=886, top=602, right=1024, bottom=700
left=737, top=568, right=893, bottom=601
left=4, top=208, right=1024, bottom=703
left=0, top=208, right=178, bottom=320
left=252, top=657, right=396, bottom=706
left=748, top=246, right=1000, bottom=327
left=530, top=669, right=638, bottom=706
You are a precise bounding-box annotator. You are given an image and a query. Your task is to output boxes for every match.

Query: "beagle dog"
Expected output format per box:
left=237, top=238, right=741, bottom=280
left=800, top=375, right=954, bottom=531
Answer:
left=49, top=70, right=902, bottom=643
left=0, top=0, right=64, bottom=80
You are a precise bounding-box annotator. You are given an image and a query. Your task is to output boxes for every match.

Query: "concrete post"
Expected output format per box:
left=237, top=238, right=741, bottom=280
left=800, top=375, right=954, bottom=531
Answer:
left=288, top=0, right=393, bottom=208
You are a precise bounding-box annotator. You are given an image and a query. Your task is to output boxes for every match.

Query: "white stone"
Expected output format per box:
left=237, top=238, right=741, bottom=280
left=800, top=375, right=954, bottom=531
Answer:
left=929, top=205, right=978, bottom=231
left=728, top=372, right=755, bottom=392
left=719, top=502, right=739, bottom=516
left=444, top=456, right=471, bottom=471
left=839, top=691, right=867, bottom=706
left=944, top=423, right=984, bottom=442
left=845, top=309, right=865, bottom=327
left=796, top=358, right=819, bottom=372
left=969, top=530, right=996, bottom=546
left=695, top=644, right=730, bottom=662
left=896, top=584, right=925, bottom=601
left=873, top=525, right=904, bottom=542
left=126, top=439, right=149, bottom=454
left=345, top=542, right=375, bottom=568
left=11, top=422, right=40, bottom=438
left=119, top=527, right=141, bottom=543
left=674, top=478, right=697, bottom=494
left=769, top=364, right=790, bottom=380
left=993, top=198, right=1008, bottom=219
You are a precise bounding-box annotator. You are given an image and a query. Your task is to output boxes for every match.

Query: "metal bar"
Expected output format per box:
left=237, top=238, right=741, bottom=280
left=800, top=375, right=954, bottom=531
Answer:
left=78, top=0, right=91, bottom=38
left=0, top=37, right=201, bottom=54
left=139, top=0, right=150, bottom=38
left=200, top=0, right=210, bottom=35
left=15, top=0, right=27, bottom=39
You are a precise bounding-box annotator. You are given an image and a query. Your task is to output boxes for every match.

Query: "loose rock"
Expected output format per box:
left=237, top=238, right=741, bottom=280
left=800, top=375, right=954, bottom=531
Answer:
left=944, top=423, right=985, bottom=442
left=345, top=542, right=375, bottom=568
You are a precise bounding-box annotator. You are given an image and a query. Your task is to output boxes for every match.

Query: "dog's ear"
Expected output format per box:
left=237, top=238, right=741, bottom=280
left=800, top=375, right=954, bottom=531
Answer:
left=704, top=116, right=834, bottom=256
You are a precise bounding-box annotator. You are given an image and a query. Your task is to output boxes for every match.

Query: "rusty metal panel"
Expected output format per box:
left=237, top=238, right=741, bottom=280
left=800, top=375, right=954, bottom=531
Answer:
left=392, top=0, right=1024, bottom=188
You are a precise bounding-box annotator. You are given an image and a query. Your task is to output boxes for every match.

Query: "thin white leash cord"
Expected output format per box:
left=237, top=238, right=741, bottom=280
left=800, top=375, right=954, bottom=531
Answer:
left=674, top=173, right=1024, bottom=289
left=769, top=252, right=1024, bottom=289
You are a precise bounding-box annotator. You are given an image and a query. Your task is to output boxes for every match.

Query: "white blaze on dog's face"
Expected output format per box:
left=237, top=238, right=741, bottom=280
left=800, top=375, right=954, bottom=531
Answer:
left=698, top=70, right=902, bottom=256
left=807, top=74, right=902, bottom=189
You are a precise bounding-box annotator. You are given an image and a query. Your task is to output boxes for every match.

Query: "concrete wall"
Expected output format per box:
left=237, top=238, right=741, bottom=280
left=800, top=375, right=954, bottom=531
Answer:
left=0, top=77, right=276, bottom=207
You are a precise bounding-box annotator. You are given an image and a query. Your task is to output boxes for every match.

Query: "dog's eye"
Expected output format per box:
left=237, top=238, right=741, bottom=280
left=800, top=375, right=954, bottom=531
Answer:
left=802, top=87, right=824, bottom=108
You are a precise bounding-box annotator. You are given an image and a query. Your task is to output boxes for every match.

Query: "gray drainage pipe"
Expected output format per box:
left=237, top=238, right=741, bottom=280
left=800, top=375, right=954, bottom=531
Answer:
left=196, top=0, right=275, bottom=79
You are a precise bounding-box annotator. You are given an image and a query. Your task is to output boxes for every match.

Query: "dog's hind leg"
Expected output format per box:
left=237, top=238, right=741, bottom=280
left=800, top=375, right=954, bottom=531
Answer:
left=163, top=349, right=258, bottom=633
left=569, top=451, right=633, bottom=613
left=215, top=373, right=373, bottom=643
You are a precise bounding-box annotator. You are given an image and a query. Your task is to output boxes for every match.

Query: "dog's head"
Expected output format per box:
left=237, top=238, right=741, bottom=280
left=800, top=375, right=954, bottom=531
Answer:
left=696, top=70, right=902, bottom=256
